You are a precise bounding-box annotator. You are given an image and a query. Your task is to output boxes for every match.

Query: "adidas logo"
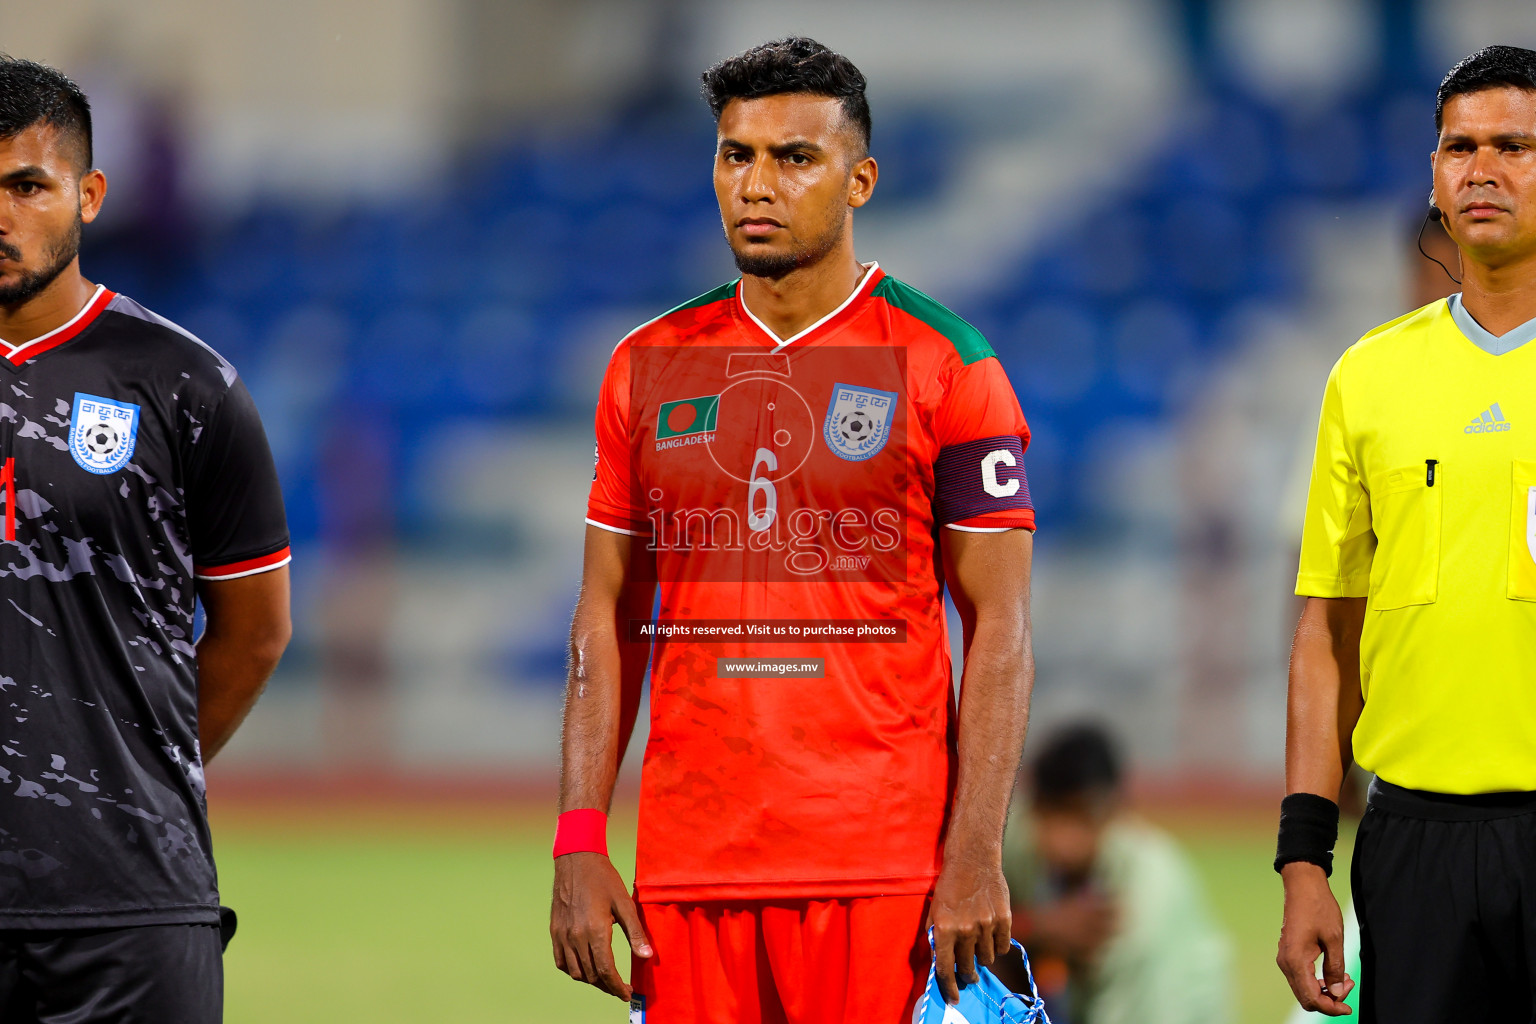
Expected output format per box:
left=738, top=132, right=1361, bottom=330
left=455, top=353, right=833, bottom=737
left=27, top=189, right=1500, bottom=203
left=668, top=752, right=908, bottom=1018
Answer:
left=1466, top=403, right=1512, bottom=434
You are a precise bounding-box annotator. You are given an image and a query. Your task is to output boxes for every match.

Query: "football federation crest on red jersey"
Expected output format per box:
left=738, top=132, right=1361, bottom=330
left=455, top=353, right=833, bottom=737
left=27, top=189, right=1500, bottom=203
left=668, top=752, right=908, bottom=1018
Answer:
left=823, top=382, right=898, bottom=461
left=630, top=344, right=907, bottom=583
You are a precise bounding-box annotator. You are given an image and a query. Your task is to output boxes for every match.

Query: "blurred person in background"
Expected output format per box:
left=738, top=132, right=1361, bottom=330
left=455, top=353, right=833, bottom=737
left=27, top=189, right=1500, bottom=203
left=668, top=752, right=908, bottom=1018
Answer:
left=1003, top=723, right=1231, bottom=1024
left=0, top=56, right=290, bottom=1021
left=551, top=36, right=1039, bottom=1021
left=1278, top=45, right=1536, bottom=1022
left=68, top=25, right=193, bottom=274
left=315, top=406, right=396, bottom=766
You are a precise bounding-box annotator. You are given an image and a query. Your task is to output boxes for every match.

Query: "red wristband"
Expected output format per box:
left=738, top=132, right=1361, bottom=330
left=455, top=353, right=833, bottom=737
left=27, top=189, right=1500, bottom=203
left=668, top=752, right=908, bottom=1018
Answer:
left=553, top=808, right=609, bottom=858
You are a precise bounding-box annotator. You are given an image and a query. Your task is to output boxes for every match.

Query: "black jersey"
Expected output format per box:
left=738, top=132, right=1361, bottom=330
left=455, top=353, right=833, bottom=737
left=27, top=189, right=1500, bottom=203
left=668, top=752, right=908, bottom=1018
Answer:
left=0, top=286, right=289, bottom=928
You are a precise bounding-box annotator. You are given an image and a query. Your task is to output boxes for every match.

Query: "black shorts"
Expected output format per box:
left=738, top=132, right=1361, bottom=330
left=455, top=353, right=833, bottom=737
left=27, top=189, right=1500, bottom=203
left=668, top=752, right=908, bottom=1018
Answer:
left=0, top=912, right=231, bottom=1024
left=1353, top=779, right=1536, bottom=1024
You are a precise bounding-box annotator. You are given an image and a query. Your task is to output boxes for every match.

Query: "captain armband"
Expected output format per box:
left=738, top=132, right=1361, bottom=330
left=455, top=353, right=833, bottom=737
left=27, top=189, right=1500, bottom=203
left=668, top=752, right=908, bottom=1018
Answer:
left=932, top=435, right=1033, bottom=525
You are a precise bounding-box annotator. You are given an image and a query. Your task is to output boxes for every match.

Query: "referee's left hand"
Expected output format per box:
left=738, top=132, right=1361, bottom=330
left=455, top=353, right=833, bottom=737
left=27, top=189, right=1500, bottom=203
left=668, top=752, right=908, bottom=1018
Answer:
left=929, top=851, right=1012, bottom=1005
left=1277, top=862, right=1354, bottom=1015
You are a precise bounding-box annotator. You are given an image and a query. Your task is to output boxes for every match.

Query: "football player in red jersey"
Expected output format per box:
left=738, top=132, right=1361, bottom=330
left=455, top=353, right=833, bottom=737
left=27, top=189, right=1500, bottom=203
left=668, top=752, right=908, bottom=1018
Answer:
left=551, top=37, right=1038, bottom=1021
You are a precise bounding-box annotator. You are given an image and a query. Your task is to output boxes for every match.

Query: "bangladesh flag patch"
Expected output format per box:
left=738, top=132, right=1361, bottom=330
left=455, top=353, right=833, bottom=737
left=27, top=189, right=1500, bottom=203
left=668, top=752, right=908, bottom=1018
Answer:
left=656, top=395, right=720, bottom=439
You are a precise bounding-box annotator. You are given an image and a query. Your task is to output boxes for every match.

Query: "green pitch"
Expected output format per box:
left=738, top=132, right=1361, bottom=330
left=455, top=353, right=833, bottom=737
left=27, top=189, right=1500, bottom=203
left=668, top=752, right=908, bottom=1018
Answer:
left=216, top=811, right=1351, bottom=1024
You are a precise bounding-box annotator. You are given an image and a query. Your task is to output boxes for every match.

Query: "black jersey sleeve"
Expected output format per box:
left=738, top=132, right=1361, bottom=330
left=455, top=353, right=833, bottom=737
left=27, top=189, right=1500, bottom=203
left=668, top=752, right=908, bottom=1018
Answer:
left=186, top=378, right=291, bottom=579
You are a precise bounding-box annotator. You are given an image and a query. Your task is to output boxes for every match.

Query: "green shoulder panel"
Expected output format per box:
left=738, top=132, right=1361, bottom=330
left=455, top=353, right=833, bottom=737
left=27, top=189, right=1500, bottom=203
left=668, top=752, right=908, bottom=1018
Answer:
left=669, top=279, right=738, bottom=316
left=872, top=275, right=995, bottom=365
left=623, top=280, right=738, bottom=343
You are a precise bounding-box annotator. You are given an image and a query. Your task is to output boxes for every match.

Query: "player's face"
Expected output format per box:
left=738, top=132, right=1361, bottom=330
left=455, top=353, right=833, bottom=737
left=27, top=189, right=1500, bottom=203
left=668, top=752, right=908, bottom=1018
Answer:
left=714, top=93, right=876, bottom=279
left=1432, top=86, right=1536, bottom=266
left=0, top=123, right=105, bottom=307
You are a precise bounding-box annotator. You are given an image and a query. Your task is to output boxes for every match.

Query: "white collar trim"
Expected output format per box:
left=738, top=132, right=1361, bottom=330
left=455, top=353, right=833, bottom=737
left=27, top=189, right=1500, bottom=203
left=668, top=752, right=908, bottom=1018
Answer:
left=739, top=262, right=879, bottom=352
left=0, top=284, right=108, bottom=354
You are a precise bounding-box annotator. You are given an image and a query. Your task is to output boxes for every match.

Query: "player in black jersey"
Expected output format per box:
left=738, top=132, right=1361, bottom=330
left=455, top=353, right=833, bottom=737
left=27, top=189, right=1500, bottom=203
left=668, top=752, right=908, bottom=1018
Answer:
left=0, top=57, right=291, bottom=1022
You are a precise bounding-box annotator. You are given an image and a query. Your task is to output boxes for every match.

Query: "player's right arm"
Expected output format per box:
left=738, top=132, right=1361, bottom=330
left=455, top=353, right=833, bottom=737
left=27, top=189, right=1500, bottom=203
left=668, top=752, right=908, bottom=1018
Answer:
left=197, top=566, right=292, bottom=759
left=185, top=377, right=293, bottom=761
left=550, top=525, right=656, bottom=1000
left=1278, top=356, right=1369, bottom=1016
left=552, top=335, right=657, bottom=1000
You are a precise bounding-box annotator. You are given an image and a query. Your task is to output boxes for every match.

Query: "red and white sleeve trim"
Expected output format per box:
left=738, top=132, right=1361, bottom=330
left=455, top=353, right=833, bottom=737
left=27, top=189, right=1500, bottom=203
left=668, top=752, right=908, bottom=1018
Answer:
left=577, top=515, right=645, bottom=540
left=944, top=510, right=1037, bottom=533
left=195, top=546, right=292, bottom=580
left=585, top=504, right=651, bottom=537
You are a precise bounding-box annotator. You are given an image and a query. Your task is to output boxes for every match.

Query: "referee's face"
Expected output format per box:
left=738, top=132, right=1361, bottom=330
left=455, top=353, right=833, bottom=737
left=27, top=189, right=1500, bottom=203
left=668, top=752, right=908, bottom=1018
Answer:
left=1432, top=86, right=1536, bottom=264
left=0, top=123, right=106, bottom=308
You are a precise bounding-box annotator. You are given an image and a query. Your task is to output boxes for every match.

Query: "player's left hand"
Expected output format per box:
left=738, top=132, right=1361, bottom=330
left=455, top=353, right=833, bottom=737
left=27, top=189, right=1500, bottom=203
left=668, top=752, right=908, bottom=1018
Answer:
left=929, top=851, right=1012, bottom=1005
left=550, top=851, right=652, bottom=1000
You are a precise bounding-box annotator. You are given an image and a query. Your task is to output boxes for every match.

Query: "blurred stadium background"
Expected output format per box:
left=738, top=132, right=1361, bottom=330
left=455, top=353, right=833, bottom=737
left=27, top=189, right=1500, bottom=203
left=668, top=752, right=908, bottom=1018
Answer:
left=2, top=0, right=1527, bottom=1020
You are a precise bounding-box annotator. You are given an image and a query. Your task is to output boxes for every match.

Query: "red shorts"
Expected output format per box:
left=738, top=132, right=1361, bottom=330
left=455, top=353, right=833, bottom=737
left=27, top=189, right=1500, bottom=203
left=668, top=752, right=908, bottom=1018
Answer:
left=629, top=896, right=930, bottom=1024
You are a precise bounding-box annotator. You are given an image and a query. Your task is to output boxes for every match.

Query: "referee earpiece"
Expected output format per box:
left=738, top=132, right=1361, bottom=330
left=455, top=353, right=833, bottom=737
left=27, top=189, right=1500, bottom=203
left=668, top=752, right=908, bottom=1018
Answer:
left=1417, top=196, right=1460, bottom=286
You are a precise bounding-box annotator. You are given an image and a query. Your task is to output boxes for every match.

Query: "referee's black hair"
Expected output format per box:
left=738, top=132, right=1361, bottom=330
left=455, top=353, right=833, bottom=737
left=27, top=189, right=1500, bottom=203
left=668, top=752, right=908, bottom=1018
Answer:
left=1031, top=722, right=1122, bottom=806
left=701, top=37, right=871, bottom=156
left=1436, top=45, right=1536, bottom=132
left=0, top=54, right=92, bottom=171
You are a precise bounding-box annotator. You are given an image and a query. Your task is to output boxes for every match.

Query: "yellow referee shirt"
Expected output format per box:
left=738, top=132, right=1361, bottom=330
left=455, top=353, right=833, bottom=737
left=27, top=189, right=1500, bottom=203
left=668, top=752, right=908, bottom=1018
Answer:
left=1297, top=297, right=1536, bottom=794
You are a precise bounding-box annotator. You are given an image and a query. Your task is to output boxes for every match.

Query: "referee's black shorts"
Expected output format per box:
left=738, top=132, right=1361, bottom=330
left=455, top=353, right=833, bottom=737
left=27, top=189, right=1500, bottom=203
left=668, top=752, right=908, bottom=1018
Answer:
left=0, top=910, right=232, bottom=1024
left=1354, top=778, right=1536, bottom=1024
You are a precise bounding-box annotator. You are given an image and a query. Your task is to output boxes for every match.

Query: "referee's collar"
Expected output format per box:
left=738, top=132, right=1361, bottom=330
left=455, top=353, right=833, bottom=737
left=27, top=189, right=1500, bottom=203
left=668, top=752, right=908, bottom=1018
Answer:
left=1447, top=292, right=1536, bottom=356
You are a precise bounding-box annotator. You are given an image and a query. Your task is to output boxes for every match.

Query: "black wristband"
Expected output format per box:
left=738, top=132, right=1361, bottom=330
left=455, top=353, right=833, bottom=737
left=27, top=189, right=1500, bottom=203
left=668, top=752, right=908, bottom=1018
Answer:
left=1274, top=792, right=1340, bottom=877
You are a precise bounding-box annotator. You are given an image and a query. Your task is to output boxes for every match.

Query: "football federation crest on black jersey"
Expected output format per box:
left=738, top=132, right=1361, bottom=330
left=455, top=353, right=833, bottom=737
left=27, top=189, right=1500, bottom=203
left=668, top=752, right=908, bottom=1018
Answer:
left=67, top=392, right=140, bottom=474
left=0, top=286, right=289, bottom=927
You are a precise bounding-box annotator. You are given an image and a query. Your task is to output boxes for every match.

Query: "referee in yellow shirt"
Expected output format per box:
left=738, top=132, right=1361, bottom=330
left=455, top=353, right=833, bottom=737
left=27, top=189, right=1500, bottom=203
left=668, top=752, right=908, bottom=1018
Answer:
left=1277, top=45, right=1536, bottom=1022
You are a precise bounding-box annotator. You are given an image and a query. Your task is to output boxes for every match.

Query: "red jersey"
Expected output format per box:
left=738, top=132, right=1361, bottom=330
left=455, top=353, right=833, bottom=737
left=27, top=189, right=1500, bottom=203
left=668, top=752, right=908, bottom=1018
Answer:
left=587, top=264, right=1034, bottom=902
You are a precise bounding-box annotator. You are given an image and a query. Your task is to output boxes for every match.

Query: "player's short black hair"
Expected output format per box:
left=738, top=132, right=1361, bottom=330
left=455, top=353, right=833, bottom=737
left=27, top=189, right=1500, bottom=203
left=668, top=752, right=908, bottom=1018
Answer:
left=701, top=37, right=871, bottom=156
left=1032, top=723, right=1122, bottom=806
left=0, top=54, right=93, bottom=171
left=1436, top=45, right=1536, bottom=132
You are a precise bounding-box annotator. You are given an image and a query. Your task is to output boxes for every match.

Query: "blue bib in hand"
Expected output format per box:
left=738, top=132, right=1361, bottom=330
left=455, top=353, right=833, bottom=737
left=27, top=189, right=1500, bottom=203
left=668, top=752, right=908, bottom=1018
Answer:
left=911, top=931, right=1052, bottom=1024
